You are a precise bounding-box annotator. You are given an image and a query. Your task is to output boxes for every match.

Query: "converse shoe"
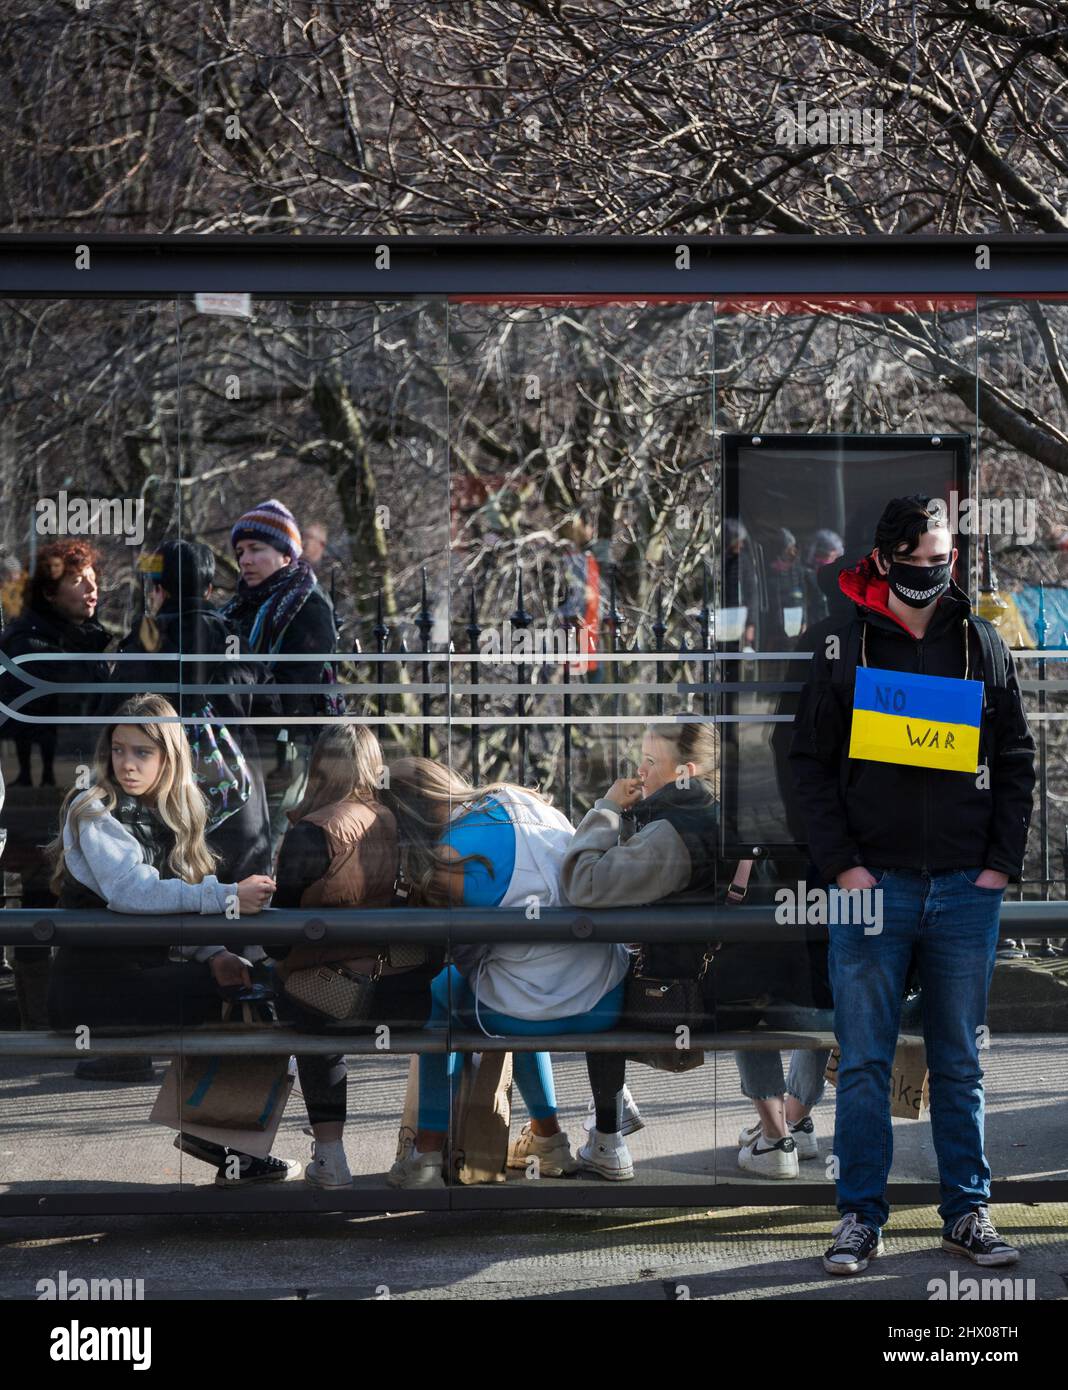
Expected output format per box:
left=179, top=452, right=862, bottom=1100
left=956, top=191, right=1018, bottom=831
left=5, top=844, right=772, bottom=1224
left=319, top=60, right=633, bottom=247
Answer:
left=386, top=1148, right=446, bottom=1189
left=507, top=1124, right=579, bottom=1177
left=583, top=1085, right=645, bottom=1137
left=577, top=1128, right=634, bottom=1181
left=942, top=1208, right=1020, bottom=1267
left=738, top=1129, right=799, bottom=1179
left=173, top=1132, right=228, bottom=1168
left=823, top=1213, right=884, bottom=1275
left=304, top=1138, right=352, bottom=1189
left=214, top=1152, right=301, bottom=1187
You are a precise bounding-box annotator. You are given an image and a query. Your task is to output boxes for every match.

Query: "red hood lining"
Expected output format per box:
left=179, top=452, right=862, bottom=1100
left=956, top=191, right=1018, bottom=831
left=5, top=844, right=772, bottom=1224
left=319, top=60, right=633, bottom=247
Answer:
left=837, top=555, right=938, bottom=637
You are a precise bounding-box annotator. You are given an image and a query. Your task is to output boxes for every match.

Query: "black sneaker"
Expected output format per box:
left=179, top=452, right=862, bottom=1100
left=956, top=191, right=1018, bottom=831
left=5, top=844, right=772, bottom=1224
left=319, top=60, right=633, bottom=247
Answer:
left=214, top=1152, right=301, bottom=1187
left=74, top=1055, right=155, bottom=1083
left=173, top=1132, right=229, bottom=1168
left=823, top=1213, right=884, bottom=1275
left=942, top=1208, right=1020, bottom=1266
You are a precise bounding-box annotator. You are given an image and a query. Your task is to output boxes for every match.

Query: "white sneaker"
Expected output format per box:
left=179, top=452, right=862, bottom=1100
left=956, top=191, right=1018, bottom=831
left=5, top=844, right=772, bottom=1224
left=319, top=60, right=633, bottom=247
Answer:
left=739, top=1118, right=819, bottom=1161
left=577, top=1128, right=634, bottom=1181
left=583, top=1085, right=645, bottom=1137
left=304, top=1139, right=352, bottom=1189
left=787, top=1115, right=819, bottom=1160
left=507, top=1124, right=579, bottom=1177
left=737, top=1129, right=799, bottom=1179
left=386, top=1148, right=446, bottom=1189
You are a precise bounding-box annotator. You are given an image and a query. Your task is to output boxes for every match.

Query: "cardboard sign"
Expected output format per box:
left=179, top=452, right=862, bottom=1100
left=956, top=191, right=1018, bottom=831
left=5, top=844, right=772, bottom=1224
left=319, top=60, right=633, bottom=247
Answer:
left=849, top=665, right=982, bottom=773
left=825, top=1036, right=930, bottom=1120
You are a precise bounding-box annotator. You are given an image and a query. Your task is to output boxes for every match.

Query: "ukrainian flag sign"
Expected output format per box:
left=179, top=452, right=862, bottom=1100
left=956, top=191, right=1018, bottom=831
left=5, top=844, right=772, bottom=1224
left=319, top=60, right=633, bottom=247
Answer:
left=849, top=666, right=983, bottom=773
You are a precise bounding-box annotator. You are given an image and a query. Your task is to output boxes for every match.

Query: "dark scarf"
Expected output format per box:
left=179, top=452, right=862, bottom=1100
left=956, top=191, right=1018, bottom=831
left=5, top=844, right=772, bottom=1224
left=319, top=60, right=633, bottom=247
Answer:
left=222, top=558, right=317, bottom=653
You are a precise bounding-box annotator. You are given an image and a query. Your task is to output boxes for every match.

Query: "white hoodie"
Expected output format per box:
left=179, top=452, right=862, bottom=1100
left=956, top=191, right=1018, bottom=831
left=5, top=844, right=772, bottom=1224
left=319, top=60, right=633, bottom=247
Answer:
left=454, top=787, right=630, bottom=1023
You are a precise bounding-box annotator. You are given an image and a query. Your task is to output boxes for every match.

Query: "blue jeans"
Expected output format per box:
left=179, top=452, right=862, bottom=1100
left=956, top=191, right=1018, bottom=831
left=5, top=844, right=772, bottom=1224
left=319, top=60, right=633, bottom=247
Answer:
left=828, top=867, right=1003, bottom=1231
left=734, top=1004, right=834, bottom=1106
left=418, top=966, right=625, bottom=1131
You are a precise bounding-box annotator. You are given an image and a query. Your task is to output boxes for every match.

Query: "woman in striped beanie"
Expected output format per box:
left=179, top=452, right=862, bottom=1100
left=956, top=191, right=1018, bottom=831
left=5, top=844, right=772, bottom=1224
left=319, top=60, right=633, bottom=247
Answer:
left=222, top=499, right=344, bottom=848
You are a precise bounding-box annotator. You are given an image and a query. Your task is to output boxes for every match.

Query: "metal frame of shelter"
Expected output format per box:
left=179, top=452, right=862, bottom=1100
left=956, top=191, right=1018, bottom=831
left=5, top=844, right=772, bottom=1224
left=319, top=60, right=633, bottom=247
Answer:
left=0, top=234, right=1065, bottom=1215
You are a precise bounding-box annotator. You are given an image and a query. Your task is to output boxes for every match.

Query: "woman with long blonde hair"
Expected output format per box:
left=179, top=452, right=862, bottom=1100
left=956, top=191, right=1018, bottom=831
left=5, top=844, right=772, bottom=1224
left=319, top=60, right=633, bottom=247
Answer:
left=46, top=693, right=292, bottom=1187
left=271, top=724, right=442, bottom=1191
left=380, top=756, right=630, bottom=1190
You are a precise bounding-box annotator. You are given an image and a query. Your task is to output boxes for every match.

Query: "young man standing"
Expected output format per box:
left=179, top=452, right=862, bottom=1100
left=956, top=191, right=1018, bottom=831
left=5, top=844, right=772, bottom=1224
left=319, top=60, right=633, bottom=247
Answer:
left=789, top=495, right=1035, bottom=1275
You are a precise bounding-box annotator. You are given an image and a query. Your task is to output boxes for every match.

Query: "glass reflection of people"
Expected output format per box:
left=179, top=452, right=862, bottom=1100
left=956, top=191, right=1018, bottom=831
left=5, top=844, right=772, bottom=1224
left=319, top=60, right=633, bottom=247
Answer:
left=802, top=529, right=845, bottom=627
left=45, top=693, right=293, bottom=1187
left=722, top=519, right=759, bottom=650
left=763, top=527, right=806, bottom=651
left=116, top=539, right=271, bottom=887
left=380, top=757, right=630, bottom=1190
left=272, top=725, right=440, bottom=1191
left=0, top=540, right=111, bottom=1033
left=220, top=499, right=342, bottom=857
left=562, top=723, right=720, bottom=1177
left=302, top=521, right=328, bottom=572
left=556, top=506, right=604, bottom=678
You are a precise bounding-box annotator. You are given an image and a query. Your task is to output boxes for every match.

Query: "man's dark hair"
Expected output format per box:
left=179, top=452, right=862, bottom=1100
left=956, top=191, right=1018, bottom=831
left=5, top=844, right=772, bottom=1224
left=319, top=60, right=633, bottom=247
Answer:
left=873, top=495, right=944, bottom=564
left=157, top=539, right=215, bottom=599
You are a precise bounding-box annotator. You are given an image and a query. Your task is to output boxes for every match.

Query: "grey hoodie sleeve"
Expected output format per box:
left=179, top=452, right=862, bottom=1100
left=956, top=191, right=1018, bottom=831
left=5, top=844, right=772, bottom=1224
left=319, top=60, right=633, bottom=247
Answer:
left=66, top=800, right=236, bottom=919
left=560, top=798, right=692, bottom=907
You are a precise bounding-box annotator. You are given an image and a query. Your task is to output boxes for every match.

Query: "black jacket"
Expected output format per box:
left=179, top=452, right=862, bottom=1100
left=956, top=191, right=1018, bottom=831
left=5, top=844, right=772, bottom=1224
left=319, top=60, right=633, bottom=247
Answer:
left=789, top=560, right=1036, bottom=882
left=222, top=581, right=339, bottom=727
left=116, top=598, right=272, bottom=881
left=0, top=603, right=111, bottom=728
left=631, top=778, right=719, bottom=899
left=629, top=779, right=720, bottom=981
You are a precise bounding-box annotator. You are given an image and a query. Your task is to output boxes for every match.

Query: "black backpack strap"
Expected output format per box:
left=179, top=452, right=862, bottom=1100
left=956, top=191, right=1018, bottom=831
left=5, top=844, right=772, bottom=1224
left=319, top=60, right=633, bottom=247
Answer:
left=826, top=618, right=863, bottom=806
left=829, top=617, right=863, bottom=691
left=968, top=614, right=1007, bottom=690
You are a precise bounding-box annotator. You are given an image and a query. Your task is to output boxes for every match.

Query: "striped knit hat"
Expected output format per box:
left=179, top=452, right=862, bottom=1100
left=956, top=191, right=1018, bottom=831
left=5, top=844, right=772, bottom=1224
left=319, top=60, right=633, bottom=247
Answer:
left=230, top=498, right=303, bottom=561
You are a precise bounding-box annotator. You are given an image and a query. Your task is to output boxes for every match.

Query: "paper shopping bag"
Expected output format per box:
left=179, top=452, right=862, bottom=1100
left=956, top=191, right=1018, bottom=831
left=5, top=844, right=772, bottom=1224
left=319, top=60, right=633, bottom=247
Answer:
left=452, top=1050, right=513, bottom=1185
left=394, top=1051, right=513, bottom=1183
left=150, top=1055, right=295, bottom=1159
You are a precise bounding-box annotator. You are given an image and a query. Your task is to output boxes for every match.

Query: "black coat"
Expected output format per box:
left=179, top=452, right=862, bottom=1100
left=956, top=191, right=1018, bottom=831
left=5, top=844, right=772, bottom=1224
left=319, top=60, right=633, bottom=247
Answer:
left=117, top=599, right=272, bottom=882
left=222, top=581, right=339, bottom=753
left=789, top=564, right=1036, bottom=882
left=0, top=602, right=111, bottom=731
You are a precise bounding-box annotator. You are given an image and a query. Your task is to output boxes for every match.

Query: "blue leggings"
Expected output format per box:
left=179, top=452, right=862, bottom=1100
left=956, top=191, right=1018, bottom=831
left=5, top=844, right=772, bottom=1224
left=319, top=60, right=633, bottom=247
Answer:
left=418, top=966, right=624, bottom=1132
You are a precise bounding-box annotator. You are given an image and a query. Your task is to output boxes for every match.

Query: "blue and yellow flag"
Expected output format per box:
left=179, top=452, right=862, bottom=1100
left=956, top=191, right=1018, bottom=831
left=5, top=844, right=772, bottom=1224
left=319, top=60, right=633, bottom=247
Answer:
left=849, top=666, right=983, bottom=773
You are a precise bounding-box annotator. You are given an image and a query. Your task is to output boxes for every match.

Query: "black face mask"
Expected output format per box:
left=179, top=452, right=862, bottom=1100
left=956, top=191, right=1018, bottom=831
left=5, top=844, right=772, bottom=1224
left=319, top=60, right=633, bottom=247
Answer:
left=887, top=561, right=951, bottom=609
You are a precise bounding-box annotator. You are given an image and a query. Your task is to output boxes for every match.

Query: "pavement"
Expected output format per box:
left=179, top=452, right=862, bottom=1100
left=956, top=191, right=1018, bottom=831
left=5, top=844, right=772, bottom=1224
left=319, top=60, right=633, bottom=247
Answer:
left=1, top=1039, right=1065, bottom=1299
